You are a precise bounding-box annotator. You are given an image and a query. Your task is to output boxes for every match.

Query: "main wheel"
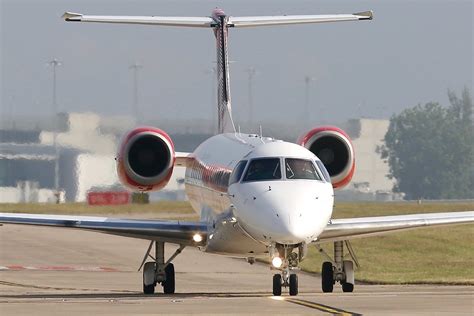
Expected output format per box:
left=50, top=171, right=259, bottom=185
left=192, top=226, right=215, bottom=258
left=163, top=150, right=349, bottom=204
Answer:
left=162, top=263, right=175, bottom=294
left=289, top=274, right=298, bottom=296
left=272, top=274, right=282, bottom=296
left=321, top=261, right=334, bottom=293
left=143, top=262, right=156, bottom=295
left=342, top=282, right=354, bottom=292
left=143, top=283, right=155, bottom=294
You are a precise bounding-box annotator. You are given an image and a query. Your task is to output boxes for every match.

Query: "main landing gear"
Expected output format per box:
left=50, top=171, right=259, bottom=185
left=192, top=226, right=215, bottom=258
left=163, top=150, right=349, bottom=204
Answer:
left=139, top=241, right=185, bottom=294
left=271, top=244, right=306, bottom=296
left=318, top=240, right=358, bottom=293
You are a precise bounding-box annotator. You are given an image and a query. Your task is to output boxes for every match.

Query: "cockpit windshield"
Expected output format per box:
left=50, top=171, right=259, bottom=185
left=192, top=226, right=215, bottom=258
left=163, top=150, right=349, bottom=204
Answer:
left=315, top=160, right=331, bottom=182
left=229, top=160, right=247, bottom=185
left=285, top=158, right=322, bottom=180
left=243, top=158, right=281, bottom=182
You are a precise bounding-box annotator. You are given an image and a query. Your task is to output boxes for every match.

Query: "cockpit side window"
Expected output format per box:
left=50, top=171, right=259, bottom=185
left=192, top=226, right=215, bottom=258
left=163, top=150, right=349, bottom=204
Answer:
left=315, top=160, right=331, bottom=182
left=243, top=158, right=281, bottom=182
left=285, top=158, right=322, bottom=180
left=229, top=160, right=247, bottom=185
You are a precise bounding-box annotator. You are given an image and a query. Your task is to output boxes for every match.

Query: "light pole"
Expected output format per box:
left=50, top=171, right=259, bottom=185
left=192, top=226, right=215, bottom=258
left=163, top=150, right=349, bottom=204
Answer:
left=245, top=67, right=257, bottom=129
left=204, top=66, right=217, bottom=134
left=304, top=76, right=315, bottom=127
left=130, top=62, right=143, bottom=123
left=47, top=58, right=61, bottom=203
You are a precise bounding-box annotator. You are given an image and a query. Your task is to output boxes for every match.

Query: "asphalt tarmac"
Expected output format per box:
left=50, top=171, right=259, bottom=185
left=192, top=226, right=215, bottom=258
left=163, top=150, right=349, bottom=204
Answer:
left=1, top=222, right=473, bottom=315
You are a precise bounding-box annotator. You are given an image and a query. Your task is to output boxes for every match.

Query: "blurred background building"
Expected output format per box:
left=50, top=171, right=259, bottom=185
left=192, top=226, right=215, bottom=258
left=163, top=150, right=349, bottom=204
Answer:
left=0, top=111, right=401, bottom=203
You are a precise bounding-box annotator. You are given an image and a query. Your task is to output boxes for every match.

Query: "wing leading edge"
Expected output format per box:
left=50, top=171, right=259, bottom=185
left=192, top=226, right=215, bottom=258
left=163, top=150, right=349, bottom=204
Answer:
left=62, top=12, right=214, bottom=27
left=0, top=213, right=207, bottom=246
left=317, top=211, right=474, bottom=242
left=228, top=11, right=373, bottom=27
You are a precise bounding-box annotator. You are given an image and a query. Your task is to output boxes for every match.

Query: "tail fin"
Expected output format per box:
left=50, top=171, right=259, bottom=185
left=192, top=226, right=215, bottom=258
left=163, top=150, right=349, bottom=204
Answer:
left=63, top=9, right=373, bottom=134
left=211, top=9, right=235, bottom=134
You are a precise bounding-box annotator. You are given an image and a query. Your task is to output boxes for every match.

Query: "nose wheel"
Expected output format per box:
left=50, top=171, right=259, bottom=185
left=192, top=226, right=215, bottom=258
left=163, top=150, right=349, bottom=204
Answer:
left=272, top=272, right=298, bottom=296
left=272, top=263, right=299, bottom=296
left=272, top=274, right=282, bottom=296
left=289, top=273, right=298, bottom=296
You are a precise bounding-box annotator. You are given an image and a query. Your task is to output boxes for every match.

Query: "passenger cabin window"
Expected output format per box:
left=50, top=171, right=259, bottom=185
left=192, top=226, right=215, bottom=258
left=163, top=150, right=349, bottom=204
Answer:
left=243, top=158, right=281, bottom=182
left=285, top=158, right=322, bottom=180
left=315, top=160, right=331, bottom=182
left=229, top=160, right=247, bottom=185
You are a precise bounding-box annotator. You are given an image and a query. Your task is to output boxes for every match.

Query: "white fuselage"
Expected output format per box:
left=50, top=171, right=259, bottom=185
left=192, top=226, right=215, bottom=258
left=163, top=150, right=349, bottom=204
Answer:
left=184, top=133, right=334, bottom=256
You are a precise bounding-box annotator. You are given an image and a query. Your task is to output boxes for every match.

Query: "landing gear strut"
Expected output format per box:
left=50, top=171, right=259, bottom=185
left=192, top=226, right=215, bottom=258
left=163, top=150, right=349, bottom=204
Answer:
left=140, top=241, right=185, bottom=294
left=271, top=243, right=305, bottom=296
left=318, top=240, right=357, bottom=293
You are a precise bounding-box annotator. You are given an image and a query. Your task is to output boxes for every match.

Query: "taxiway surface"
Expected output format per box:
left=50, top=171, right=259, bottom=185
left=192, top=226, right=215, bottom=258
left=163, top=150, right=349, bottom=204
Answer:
left=1, top=221, right=473, bottom=315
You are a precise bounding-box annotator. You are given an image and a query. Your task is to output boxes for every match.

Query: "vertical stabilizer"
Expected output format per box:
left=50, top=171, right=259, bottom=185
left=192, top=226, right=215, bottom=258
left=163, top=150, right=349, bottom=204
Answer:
left=212, top=9, right=236, bottom=134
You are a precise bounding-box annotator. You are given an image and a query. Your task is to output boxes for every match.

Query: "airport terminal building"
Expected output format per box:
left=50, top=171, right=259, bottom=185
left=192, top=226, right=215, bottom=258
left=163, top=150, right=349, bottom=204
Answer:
left=0, top=113, right=399, bottom=203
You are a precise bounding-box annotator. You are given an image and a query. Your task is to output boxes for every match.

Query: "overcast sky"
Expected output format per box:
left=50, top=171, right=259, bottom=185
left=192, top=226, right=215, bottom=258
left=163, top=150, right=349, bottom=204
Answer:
left=1, top=0, right=472, bottom=127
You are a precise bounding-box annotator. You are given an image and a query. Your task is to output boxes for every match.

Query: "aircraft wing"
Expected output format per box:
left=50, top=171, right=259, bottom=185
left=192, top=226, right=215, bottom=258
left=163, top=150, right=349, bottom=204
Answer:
left=62, top=12, right=214, bottom=27
left=228, top=11, right=373, bottom=28
left=0, top=213, right=207, bottom=246
left=175, top=152, right=192, bottom=167
left=317, top=211, right=474, bottom=242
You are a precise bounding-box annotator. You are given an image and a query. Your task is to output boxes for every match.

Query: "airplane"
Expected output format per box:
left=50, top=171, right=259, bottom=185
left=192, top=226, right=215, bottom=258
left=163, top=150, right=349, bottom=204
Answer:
left=1, top=8, right=473, bottom=297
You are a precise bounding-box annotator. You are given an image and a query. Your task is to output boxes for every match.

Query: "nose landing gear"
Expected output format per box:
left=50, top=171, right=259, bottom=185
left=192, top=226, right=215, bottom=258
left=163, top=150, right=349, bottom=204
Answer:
left=272, top=268, right=299, bottom=296
left=271, top=244, right=304, bottom=296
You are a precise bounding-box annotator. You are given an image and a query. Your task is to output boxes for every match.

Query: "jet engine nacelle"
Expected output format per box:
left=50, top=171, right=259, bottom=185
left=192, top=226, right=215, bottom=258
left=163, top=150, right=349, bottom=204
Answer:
left=117, top=127, right=175, bottom=191
left=297, top=126, right=355, bottom=189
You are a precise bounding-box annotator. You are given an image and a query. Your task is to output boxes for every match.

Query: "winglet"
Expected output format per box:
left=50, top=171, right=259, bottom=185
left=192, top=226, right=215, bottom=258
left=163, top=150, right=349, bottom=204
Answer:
left=62, top=12, right=83, bottom=21
left=353, top=10, right=373, bottom=20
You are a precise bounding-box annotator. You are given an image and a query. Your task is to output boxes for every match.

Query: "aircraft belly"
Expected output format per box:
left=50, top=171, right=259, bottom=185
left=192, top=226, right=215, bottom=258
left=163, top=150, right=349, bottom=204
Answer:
left=204, top=219, right=267, bottom=256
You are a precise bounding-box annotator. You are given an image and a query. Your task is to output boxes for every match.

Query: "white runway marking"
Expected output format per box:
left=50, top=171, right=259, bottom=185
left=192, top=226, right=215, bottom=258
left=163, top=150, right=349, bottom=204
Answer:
left=0, top=265, right=120, bottom=272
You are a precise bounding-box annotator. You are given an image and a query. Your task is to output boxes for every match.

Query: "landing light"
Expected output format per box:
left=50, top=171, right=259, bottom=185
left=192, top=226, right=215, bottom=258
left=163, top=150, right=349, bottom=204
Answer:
left=193, top=234, right=203, bottom=243
left=272, top=256, right=283, bottom=268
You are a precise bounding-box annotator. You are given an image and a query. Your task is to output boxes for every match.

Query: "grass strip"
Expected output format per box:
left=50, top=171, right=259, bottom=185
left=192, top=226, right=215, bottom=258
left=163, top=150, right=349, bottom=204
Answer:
left=1, top=200, right=473, bottom=284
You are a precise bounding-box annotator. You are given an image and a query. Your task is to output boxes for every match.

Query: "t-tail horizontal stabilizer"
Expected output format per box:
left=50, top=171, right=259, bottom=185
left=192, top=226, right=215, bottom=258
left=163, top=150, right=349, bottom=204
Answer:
left=228, top=11, right=373, bottom=27
left=62, top=11, right=214, bottom=27
left=62, top=11, right=373, bottom=28
left=62, top=9, right=373, bottom=135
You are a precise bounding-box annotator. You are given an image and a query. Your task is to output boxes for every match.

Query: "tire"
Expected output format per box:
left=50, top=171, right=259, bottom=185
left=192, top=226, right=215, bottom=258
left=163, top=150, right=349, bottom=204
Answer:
left=289, top=274, right=298, bottom=296
left=321, top=261, right=334, bottom=293
left=143, top=283, right=155, bottom=295
left=342, top=282, right=354, bottom=293
left=162, top=263, right=175, bottom=294
left=143, top=262, right=156, bottom=295
left=272, top=274, right=282, bottom=296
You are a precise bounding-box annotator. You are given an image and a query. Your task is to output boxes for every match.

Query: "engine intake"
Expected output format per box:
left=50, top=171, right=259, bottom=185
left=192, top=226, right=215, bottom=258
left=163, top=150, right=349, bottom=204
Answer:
left=117, top=127, right=175, bottom=191
left=298, top=126, right=355, bottom=189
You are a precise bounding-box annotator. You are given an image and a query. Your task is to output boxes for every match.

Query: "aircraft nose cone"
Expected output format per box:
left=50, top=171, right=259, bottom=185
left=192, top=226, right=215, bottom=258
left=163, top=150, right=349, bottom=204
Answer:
left=230, top=181, right=333, bottom=245
left=269, top=208, right=320, bottom=244
left=249, top=189, right=325, bottom=244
